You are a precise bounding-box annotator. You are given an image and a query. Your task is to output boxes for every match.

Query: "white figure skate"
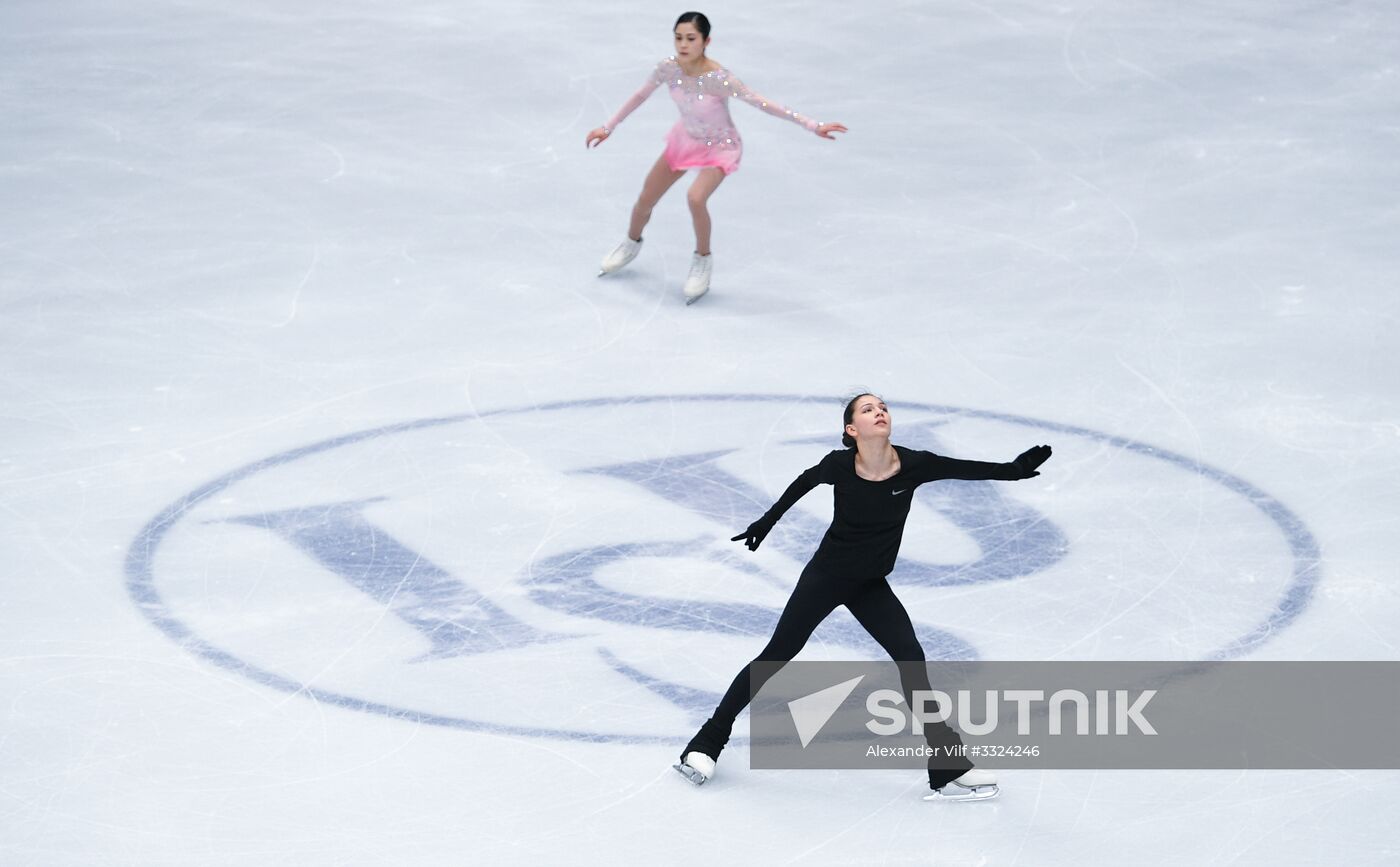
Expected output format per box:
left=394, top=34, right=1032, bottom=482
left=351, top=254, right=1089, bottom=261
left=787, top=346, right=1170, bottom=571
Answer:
left=598, top=237, right=643, bottom=276
left=923, top=769, right=999, bottom=802
left=682, top=252, right=712, bottom=304
left=673, top=751, right=716, bottom=786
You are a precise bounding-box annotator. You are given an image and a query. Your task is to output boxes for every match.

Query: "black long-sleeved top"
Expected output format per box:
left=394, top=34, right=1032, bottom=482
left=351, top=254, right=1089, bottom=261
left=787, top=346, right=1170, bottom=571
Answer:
left=757, top=445, right=1031, bottom=580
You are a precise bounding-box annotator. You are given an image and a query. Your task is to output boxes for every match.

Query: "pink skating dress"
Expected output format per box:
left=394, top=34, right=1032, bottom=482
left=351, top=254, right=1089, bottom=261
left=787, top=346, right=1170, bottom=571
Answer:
left=604, top=57, right=820, bottom=175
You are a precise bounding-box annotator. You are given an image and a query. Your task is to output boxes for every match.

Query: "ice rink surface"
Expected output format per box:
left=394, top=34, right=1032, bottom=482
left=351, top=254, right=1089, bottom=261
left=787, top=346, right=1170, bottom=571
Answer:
left=2, top=0, right=1398, bottom=863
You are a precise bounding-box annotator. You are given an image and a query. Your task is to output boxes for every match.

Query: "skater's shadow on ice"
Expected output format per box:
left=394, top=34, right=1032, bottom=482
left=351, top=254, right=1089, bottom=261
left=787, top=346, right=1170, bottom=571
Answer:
left=595, top=270, right=693, bottom=308
left=596, top=271, right=796, bottom=314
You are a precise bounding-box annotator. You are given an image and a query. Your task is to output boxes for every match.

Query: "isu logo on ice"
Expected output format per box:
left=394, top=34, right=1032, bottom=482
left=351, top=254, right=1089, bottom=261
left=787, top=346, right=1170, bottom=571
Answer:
left=125, top=394, right=1319, bottom=742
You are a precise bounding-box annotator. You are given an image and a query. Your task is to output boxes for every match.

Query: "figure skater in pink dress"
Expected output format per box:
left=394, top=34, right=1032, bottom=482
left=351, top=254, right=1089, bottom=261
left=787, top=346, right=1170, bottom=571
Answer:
left=586, top=11, right=847, bottom=304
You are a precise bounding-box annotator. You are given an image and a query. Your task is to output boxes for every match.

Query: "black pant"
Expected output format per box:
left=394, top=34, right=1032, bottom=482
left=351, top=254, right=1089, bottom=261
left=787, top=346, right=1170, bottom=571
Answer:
left=711, top=562, right=973, bottom=787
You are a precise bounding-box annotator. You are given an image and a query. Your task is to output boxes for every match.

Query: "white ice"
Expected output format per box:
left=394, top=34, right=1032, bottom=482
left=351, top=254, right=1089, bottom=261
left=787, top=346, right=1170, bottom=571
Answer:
left=2, top=0, right=1398, bottom=864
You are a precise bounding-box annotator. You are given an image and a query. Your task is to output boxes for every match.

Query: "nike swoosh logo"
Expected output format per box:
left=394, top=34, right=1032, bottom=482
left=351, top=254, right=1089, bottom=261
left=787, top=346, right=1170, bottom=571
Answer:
left=892, top=489, right=907, bottom=496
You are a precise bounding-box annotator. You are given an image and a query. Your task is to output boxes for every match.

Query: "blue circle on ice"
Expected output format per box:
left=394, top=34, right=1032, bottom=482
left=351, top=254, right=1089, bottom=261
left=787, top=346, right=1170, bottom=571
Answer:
left=125, top=394, right=1321, bottom=743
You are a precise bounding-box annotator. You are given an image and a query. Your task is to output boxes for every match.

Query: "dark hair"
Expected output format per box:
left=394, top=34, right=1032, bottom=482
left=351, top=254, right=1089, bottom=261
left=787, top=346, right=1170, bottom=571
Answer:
left=841, top=392, right=880, bottom=448
left=674, top=11, right=711, bottom=39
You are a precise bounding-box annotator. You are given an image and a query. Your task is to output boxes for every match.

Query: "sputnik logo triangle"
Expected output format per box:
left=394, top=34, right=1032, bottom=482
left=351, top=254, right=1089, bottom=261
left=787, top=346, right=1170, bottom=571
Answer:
left=787, top=675, right=865, bottom=748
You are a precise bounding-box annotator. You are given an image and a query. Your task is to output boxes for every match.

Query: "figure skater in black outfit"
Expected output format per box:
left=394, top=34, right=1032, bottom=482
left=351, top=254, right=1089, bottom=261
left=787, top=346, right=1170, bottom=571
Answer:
left=674, top=393, right=1051, bottom=801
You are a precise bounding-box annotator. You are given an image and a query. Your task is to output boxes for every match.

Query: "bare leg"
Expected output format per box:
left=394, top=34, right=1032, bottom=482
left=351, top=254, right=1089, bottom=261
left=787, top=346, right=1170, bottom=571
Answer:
left=686, top=167, right=726, bottom=255
left=627, top=154, right=686, bottom=241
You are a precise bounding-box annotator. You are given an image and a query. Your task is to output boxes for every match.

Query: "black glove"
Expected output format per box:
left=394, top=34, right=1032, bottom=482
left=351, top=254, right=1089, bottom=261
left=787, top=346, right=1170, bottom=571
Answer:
left=1013, top=444, right=1052, bottom=478
left=731, top=519, right=775, bottom=552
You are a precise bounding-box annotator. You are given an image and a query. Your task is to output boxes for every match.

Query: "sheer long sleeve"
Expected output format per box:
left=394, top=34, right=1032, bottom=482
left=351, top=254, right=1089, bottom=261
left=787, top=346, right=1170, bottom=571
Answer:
left=726, top=72, right=820, bottom=132
left=604, top=61, right=668, bottom=131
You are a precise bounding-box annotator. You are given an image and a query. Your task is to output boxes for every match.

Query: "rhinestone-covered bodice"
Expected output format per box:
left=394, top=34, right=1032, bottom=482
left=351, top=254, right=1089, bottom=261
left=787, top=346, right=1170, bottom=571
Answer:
left=605, top=58, right=820, bottom=151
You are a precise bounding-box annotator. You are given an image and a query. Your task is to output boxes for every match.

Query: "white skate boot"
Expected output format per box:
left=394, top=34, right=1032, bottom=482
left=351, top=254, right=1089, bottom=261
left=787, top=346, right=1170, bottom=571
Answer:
left=598, top=237, right=643, bottom=276
left=923, top=769, right=999, bottom=802
left=673, top=718, right=728, bottom=786
left=673, top=751, right=717, bottom=786
left=682, top=252, right=712, bottom=304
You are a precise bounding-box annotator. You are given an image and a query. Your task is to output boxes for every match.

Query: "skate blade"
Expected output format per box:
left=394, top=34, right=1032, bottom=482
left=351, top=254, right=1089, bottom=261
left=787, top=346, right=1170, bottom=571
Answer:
left=684, top=287, right=709, bottom=305
left=923, top=783, right=999, bottom=802
left=672, top=762, right=709, bottom=786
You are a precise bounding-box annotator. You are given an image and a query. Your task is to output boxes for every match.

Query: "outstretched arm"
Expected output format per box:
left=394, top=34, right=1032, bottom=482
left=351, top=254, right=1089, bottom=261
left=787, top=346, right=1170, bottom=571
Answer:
left=587, top=63, right=667, bottom=148
left=731, top=463, right=822, bottom=551
left=726, top=73, right=846, bottom=139
left=917, top=445, right=1053, bottom=482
